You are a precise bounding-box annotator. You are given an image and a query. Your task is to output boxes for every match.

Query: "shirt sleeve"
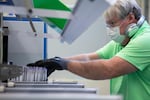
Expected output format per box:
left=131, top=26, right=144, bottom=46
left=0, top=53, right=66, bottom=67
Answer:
left=96, top=41, right=116, bottom=59
left=116, top=34, right=150, bottom=71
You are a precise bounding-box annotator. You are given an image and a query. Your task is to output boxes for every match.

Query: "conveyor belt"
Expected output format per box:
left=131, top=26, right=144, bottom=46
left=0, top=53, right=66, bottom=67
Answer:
left=0, top=93, right=123, bottom=100
left=4, top=87, right=97, bottom=94
left=14, top=81, right=78, bottom=84
left=14, top=81, right=49, bottom=84
left=13, top=83, right=84, bottom=88
left=0, top=81, right=122, bottom=100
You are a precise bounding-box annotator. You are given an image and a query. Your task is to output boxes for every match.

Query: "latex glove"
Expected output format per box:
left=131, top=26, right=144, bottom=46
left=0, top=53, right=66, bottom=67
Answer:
left=27, top=57, right=69, bottom=76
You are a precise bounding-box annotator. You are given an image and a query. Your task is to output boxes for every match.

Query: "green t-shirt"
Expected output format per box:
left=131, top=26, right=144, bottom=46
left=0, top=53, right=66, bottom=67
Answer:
left=96, top=21, right=150, bottom=100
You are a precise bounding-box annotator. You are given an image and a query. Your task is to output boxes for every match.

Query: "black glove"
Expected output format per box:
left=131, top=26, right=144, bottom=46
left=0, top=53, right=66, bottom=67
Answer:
left=27, top=57, right=69, bottom=76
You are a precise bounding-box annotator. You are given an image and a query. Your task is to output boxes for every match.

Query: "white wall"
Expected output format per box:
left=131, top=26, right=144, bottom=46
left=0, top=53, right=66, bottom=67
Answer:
left=47, top=16, right=111, bottom=95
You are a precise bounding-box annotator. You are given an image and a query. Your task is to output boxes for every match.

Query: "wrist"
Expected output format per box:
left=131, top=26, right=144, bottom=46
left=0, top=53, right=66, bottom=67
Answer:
left=53, top=57, right=69, bottom=70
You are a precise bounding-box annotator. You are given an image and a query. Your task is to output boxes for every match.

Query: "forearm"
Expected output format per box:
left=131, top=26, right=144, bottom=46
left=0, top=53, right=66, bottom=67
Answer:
left=65, top=54, right=90, bottom=61
left=65, top=52, right=99, bottom=61
left=67, top=59, right=112, bottom=80
left=66, top=56, right=137, bottom=80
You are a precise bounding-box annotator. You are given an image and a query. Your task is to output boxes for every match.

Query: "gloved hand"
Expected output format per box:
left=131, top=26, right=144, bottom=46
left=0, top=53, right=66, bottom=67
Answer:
left=27, top=57, right=69, bottom=76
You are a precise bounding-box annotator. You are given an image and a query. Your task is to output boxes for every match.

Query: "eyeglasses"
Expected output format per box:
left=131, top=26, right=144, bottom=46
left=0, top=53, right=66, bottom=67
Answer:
left=106, top=19, right=123, bottom=27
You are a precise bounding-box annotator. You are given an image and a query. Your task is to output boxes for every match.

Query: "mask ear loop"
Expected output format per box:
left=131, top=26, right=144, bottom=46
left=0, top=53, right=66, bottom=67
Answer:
left=136, top=15, right=145, bottom=27
left=124, top=15, right=145, bottom=38
left=119, top=13, right=136, bottom=46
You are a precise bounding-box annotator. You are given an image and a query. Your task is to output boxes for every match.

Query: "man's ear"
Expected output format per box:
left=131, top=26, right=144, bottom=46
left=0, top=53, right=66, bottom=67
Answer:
left=127, top=13, right=137, bottom=24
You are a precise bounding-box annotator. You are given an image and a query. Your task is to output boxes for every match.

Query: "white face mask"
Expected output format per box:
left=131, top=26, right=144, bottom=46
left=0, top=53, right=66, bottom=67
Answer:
left=107, top=26, right=125, bottom=43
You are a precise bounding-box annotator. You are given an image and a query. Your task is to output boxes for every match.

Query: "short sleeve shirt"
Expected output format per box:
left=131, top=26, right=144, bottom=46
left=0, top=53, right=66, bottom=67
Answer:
left=96, top=21, right=150, bottom=100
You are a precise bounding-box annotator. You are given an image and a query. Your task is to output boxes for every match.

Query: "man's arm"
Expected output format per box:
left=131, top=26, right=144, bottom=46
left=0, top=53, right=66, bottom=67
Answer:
left=67, top=56, right=137, bottom=80
left=27, top=52, right=137, bottom=79
left=65, top=52, right=100, bottom=61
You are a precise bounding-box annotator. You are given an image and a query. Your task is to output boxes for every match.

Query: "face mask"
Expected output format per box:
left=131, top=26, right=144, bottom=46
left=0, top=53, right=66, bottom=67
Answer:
left=107, top=26, right=125, bottom=43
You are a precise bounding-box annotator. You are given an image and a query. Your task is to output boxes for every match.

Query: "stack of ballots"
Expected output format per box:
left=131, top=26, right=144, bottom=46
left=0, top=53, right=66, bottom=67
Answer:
left=10, top=66, right=47, bottom=82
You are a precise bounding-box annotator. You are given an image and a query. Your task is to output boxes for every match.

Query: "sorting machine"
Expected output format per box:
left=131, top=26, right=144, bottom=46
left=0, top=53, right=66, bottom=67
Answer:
left=0, top=0, right=122, bottom=100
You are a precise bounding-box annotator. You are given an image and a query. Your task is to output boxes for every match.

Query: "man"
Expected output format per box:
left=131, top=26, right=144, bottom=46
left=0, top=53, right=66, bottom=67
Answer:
left=27, top=0, right=150, bottom=100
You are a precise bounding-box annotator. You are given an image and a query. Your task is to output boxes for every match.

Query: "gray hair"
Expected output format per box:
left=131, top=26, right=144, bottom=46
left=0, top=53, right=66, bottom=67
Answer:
left=104, top=0, right=142, bottom=20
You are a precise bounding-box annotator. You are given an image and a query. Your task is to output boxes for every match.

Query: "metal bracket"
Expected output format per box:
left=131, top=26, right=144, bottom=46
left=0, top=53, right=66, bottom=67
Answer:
left=0, top=5, right=73, bottom=19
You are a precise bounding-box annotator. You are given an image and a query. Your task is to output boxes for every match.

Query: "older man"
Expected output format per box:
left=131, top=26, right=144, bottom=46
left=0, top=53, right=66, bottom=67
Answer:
left=28, top=0, right=150, bottom=100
